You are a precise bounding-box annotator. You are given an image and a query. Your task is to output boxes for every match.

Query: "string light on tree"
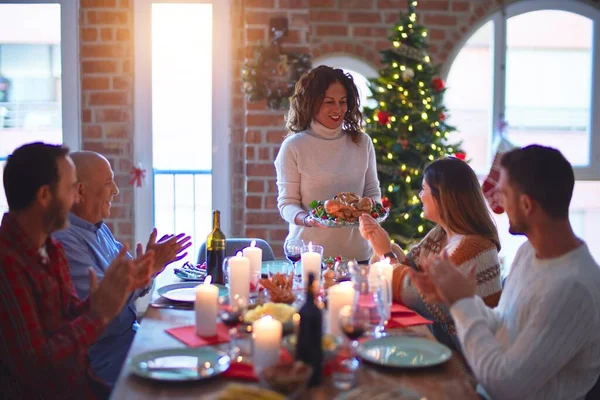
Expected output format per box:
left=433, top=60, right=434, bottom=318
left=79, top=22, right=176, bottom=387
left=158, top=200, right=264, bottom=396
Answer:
left=361, top=0, right=463, bottom=249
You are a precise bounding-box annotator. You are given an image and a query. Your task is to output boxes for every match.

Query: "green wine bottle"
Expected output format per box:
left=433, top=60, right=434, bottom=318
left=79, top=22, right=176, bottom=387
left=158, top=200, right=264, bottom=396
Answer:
left=206, top=210, right=226, bottom=284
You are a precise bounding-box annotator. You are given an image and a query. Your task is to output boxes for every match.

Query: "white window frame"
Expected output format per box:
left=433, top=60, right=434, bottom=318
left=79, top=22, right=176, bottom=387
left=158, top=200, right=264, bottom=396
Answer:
left=0, top=0, right=80, bottom=151
left=133, top=0, right=231, bottom=246
left=442, top=0, right=600, bottom=180
left=313, top=54, right=378, bottom=80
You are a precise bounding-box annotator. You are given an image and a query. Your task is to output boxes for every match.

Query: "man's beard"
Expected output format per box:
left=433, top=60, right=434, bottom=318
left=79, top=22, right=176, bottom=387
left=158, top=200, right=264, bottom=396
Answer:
left=42, top=197, right=68, bottom=234
left=508, top=215, right=528, bottom=236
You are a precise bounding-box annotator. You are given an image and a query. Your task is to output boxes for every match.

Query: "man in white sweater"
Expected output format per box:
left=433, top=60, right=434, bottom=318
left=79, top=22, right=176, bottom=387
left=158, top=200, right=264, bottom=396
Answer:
left=411, top=145, right=600, bottom=400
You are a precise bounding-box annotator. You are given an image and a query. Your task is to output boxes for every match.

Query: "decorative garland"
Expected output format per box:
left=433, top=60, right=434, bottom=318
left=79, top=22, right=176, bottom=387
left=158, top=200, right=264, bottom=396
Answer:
left=241, top=39, right=311, bottom=110
left=392, top=43, right=428, bottom=62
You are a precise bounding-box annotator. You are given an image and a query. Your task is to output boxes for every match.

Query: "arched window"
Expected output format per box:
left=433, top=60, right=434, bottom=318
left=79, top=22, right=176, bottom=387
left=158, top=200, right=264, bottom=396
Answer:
left=312, top=54, right=378, bottom=110
left=445, top=0, right=600, bottom=269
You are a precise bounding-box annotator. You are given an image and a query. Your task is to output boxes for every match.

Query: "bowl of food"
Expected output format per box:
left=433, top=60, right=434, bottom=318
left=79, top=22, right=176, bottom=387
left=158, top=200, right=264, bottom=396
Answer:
left=242, top=302, right=298, bottom=335
left=259, top=361, right=312, bottom=399
left=282, top=334, right=343, bottom=362
left=259, top=272, right=296, bottom=304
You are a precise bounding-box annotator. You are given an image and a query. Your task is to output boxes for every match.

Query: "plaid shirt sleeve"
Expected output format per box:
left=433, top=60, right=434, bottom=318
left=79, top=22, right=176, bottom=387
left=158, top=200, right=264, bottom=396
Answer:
left=0, top=253, right=105, bottom=381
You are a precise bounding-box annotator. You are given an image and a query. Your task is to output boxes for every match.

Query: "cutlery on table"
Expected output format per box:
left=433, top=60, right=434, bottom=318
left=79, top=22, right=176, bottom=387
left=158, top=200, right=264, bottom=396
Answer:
left=149, top=303, right=194, bottom=310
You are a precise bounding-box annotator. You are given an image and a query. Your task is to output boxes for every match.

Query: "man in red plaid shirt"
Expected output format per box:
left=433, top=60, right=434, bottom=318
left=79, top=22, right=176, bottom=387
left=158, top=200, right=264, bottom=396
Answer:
left=0, top=142, right=155, bottom=399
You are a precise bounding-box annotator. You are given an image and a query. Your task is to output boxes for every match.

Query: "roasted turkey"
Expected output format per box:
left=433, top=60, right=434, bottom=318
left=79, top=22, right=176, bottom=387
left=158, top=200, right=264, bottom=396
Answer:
left=323, top=192, right=375, bottom=222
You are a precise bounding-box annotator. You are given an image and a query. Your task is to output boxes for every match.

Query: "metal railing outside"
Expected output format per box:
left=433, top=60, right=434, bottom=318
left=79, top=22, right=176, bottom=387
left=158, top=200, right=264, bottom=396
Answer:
left=153, top=168, right=212, bottom=263
left=0, top=102, right=61, bottom=130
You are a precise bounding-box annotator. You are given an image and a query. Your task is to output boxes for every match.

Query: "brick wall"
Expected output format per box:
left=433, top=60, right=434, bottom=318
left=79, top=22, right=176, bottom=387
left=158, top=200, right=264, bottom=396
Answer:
left=240, top=0, right=514, bottom=256
left=80, top=0, right=134, bottom=245
left=77, top=0, right=600, bottom=252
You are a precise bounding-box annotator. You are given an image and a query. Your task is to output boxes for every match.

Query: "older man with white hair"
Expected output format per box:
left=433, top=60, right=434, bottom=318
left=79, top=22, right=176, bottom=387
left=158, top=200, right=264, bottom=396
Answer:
left=54, top=151, right=191, bottom=388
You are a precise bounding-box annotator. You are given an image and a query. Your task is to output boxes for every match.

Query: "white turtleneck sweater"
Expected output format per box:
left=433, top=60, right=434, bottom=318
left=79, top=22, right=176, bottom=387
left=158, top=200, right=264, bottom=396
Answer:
left=451, top=241, right=600, bottom=400
left=274, top=121, right=381, bottom=261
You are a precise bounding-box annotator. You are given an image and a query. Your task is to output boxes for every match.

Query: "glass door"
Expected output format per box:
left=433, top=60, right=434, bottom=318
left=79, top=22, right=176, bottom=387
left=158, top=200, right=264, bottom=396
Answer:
left=134, top=0, right=231, bottom=264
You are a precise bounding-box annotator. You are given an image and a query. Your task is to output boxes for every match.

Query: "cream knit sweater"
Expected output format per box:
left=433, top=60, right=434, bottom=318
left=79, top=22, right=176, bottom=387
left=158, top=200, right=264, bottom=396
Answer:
left=452, top=241, right=600, bottom=399
left=274, top=121, right=381, bottom=260
left=393, top=227, right=502, bottom=347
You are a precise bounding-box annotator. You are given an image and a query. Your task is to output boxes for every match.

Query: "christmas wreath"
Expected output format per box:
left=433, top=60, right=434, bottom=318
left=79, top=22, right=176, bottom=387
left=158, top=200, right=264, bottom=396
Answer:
left=241, top=38, right=312, bottom=110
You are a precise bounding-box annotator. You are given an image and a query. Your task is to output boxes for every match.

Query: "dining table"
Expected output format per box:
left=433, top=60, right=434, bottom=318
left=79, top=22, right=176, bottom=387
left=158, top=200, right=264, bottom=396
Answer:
left=111, top=265, right=480, bottom=400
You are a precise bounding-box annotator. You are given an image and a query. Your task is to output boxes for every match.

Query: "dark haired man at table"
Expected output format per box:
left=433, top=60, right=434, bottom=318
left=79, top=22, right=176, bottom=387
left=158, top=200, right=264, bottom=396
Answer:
left=411, top=145, right=600, bottom=400
left=0, top=142, right=155, bottom=399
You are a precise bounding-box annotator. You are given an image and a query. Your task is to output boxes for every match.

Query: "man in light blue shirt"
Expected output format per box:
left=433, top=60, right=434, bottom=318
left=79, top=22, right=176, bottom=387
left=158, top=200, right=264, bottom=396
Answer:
left=54, top=151, right=191, bottom=388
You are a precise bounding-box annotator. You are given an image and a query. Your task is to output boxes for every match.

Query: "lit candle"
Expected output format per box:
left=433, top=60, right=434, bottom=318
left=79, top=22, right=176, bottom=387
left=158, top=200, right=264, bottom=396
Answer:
left=252, top=316, right=282, bottom=375
left=242, top=240, right=263, bottom=279
left=228, top=251, right=250, bottom=306
left=370, top=258, right=393, bottom=318
left=195, top=276, right=219, bottom=337
left=327, top=281, right=355, bottom=336
left=301, top=242, right=321, bottom=289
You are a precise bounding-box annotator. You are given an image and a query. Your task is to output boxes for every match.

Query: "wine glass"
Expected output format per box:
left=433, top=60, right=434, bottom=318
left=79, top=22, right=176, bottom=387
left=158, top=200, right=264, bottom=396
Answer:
left=336, top=304, right=369, bottom=388
left=218, top=294, right=246, bottom=359
left=283, top=239, right=304, bottom=284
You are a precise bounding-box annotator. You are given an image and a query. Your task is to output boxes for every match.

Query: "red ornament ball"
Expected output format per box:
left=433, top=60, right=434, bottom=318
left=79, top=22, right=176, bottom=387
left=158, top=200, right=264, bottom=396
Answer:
left=377, top=110, right=391, bottom=125
left=438, top=112, right=446, bottom=122
left=431, top=77, right=445, bottom=91
left=381, top=196, right=391, bottom=209
left=455, top=152, right=466, bottom=161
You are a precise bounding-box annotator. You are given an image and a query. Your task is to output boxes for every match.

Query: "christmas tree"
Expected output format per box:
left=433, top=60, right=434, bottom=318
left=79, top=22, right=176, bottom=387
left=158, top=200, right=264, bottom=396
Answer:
left=363, top=0, right=464, bottom=249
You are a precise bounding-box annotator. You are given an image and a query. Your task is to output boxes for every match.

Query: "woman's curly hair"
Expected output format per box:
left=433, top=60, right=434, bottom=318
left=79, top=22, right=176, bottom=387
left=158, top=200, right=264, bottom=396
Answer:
left=285, top=65, right=363, bottom=144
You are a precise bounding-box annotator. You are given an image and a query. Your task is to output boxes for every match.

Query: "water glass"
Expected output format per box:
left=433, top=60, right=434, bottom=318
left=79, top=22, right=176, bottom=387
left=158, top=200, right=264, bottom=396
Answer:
left=249, top=270, right=261, bottom=298
left=301, top=244, right=324, bottom=257
left=332, top=304, right=369, bottom=390
left=301, top=244, right=324, bottom=290
left=265, top=260, right=292, bottom=277
left=218, top=294, right=246, bottom=359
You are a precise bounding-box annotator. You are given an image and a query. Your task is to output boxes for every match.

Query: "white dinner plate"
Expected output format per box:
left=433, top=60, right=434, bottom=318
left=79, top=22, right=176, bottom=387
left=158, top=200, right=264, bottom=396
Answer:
left=356, top=335, right=451, bottom=368
left=129, top=347, right=230, bottom=381
left=157, top=282, right=227, bottom=302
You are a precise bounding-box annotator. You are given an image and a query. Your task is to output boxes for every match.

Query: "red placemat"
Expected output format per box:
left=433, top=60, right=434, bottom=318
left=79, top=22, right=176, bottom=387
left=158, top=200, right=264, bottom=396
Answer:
left=166, top=323, right=230, bottom=347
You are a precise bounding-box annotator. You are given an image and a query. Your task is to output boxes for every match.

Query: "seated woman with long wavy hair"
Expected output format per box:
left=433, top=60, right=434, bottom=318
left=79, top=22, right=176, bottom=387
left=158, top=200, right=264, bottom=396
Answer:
left=360, top=157, right=502, bottom=350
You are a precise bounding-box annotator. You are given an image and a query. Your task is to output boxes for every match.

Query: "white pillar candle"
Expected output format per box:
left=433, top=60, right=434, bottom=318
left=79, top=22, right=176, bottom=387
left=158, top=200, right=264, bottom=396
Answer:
left=242, top=240, right=263, bottom=278
left=252, top=316, right=282, bottom=375
left=370, top=259, right=393, bottom=318
left=195, top=276, right=219, bottom=337
left=228, top=252, right=250, bottom=307
left=301, top=242, right=321, bottom=289
left=327, top=281, right=355, bottom=336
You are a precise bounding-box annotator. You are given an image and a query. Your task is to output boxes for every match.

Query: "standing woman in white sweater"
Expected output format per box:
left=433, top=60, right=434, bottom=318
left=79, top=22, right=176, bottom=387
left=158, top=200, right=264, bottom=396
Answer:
left=274, top=65, right=381, bottom=261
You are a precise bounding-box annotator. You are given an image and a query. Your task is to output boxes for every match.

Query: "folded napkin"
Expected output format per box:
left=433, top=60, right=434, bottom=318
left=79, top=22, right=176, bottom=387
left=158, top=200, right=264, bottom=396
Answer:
left=390, top=302, right=415, bottom=315
left=222, top=362, right=258, bottom=381
left=385, top=314, right=433, bottom=329
left=223, top=350, right=294, bottom=381
left=166, top=323, right=230, bottom=347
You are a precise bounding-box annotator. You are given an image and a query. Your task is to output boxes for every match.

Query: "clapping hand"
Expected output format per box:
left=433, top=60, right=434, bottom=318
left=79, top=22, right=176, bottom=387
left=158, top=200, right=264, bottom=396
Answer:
left=88, top=245, right=155, bottom=325
left=138, top=229, right=192, bottom=276
left=408, top=250, right=478, bottom=306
